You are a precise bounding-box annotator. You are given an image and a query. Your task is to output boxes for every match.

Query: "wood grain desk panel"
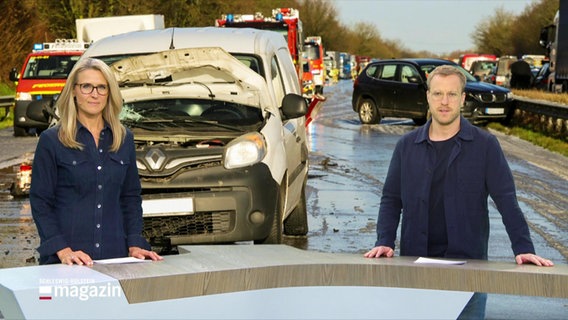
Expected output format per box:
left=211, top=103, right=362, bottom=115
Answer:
left=92, top=245, right=568, bottom=304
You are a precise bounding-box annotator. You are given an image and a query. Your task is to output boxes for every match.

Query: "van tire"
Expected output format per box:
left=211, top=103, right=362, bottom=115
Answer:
left=284, top=179, right=308, bottom=236
left=13, top=126, right=28, bottom=137
left=255, top=186, right=284, bottom=244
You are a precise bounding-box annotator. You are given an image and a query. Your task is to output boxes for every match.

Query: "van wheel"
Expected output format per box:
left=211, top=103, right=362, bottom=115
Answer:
left=255, top=186, right=284, bottom=244
left=13, top=126, right=29, bottom=137
left=358, top=98, right=380, bottom=124
left=284, top=179, right=308, bottom=236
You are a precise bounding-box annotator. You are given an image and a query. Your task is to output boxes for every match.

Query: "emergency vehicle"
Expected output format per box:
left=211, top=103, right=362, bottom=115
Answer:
left=215, top=8, right=304, bottom=78
left=9, top=14, right=165, bottom=137
left=215, top=8, right=324, bottom=127
left=457, top=53, right=497, bottom=72
left=303, top=36, right=325, bottom=95
left=9, top=39, right=88, bottom=136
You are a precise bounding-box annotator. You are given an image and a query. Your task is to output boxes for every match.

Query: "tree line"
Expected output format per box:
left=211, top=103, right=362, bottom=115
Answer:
left=0, top=0, right=559, bottom=89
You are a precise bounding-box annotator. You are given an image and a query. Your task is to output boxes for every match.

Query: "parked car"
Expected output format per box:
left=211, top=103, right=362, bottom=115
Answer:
left=495, top=55, right=517, bottom=88
left=482, top=66, right=497, bottom=84
left=533, top=61, right=551, bottom=90
left=469, top=60, right=497, bottom=81
left=352, top=58, right=514, bottom=125
left=65, top=27, right=310, bottom=247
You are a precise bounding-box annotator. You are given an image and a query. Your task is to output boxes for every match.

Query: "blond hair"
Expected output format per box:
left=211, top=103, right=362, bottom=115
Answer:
left=55, top=58, right=125, bottom=151
left=426, top=65, right=467, bottom=93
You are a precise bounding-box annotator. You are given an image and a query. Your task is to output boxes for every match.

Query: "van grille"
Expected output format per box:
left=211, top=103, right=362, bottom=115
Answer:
left=143, top=211, right=234, bottom=239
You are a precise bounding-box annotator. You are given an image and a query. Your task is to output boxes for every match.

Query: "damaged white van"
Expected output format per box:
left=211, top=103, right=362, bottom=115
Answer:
left=81, top=27, right=309, bottom=248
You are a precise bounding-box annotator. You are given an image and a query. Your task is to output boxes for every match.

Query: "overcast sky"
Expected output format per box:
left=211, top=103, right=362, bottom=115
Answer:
left=332, top=0, right=536, bottom=54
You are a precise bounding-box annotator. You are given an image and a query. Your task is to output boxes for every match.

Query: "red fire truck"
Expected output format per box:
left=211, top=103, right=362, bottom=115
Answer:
left=215, top=8, right=325, bottom=127
left=9, top=39, right=88, bottom=136
left=216, top=8, right=303, bottom=77
left=9, top=15, right=165, bottom=137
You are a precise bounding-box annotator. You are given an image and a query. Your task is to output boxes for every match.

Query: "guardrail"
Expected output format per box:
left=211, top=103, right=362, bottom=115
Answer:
left=511, top=96, right=568, bottom=140
left=0, top=95, right=565, bottom=138
left=0, top=95, right=14, bottom=121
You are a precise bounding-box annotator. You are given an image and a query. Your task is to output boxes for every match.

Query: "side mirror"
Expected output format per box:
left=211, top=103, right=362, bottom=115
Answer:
left=9, top=68, right=19, bottom=82
left=539, top=27, right=549, bottom=48
left=27, top=96, right=59, bottom=123
left=407, top=75, right=422, bottom=84
left=281, top=93, right=307, bottom=120
left=27, top=100, right=50, bottom=123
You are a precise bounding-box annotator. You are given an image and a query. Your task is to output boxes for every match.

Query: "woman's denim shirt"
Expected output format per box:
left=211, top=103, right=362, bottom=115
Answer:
left=30, top=123, right=149, bottom=264
left=375, top=117, right=535, bottom=259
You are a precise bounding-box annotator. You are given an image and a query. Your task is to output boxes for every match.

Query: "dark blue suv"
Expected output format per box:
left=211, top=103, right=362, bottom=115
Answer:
left=352, top=58, right=514, bottom=125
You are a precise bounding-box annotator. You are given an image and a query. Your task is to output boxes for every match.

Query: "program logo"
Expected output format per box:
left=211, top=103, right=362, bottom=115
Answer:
left=38, top=278, right=122, bottom=301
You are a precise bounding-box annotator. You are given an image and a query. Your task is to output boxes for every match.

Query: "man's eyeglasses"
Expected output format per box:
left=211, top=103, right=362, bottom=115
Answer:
left=75, top=83, right=109, bottom=96
left=429, top=91, right=462, bottom=101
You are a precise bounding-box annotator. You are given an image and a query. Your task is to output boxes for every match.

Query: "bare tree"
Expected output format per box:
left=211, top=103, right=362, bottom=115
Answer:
left=0, top=0, right=49, bottom=86
left=1, top=0, right=560, bottom=90
left=510, top=0, right=559, bottom=55
left=471, top=7, right=516, bottom=56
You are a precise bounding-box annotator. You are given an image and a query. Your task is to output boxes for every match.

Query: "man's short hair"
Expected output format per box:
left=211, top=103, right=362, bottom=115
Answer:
left=427, top=65, right=466, bottom=92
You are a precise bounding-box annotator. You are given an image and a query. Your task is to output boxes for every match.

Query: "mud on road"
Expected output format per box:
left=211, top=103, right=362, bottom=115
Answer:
left=0, top=128, right=39, bottom=268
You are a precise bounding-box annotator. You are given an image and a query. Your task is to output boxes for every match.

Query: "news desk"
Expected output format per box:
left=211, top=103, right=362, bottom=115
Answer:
left=1, top=244, right=567, bottom=319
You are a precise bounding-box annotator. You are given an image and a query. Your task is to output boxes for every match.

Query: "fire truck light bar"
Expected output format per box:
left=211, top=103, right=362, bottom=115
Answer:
left=220, top=8, right=299, bottom=24
left=33, top=39, right=89, bottom=52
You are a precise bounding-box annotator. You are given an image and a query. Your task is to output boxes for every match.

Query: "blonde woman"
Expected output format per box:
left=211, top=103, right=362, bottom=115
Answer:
left=30, top=58, right=162, bottom=265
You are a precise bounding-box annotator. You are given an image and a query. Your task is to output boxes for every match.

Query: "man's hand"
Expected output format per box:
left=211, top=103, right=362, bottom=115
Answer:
left=364, top=246, right=394, bottom=258
left=515, top=253, right=554, bottom=266
left=129, top=246, right=163, bottom=261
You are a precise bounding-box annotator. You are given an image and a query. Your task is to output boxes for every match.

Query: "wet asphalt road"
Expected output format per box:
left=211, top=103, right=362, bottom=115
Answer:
left=0, top=81, right=566, bottom=318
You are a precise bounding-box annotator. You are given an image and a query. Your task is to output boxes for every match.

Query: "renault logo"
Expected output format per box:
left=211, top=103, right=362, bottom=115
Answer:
left=145, top=148, right=166, bottom=170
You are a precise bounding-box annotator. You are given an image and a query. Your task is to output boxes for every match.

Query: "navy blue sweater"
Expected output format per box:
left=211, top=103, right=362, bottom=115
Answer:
left=375, top=116, right=535, bottom=259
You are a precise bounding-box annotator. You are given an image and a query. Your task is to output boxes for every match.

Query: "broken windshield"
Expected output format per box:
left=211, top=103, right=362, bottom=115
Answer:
left=121, top=98, right=263, bottom=129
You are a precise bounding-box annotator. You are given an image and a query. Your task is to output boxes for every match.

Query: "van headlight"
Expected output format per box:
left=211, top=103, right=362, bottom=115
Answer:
left=224, top=132, right=267, bottom=169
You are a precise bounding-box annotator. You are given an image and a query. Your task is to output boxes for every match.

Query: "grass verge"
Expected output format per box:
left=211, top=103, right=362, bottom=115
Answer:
left=0, top=107, right=13, bottom=130
left=0, top=83, right=14, bottom=130
left=487, top=122, right=568, bottom=158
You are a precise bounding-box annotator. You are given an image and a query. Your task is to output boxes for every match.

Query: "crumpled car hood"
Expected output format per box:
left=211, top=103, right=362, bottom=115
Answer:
left=110, top=47, right=272, bottom=110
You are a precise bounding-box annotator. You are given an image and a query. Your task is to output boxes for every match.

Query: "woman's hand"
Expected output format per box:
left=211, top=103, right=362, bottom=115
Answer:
left=56, top=247, right=93, bottom=266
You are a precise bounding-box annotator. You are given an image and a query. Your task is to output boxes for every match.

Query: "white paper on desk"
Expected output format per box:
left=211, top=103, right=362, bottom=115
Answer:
left=93, top=257, right=150, bottom=264
left=414, top=257, right=466, bottom=265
